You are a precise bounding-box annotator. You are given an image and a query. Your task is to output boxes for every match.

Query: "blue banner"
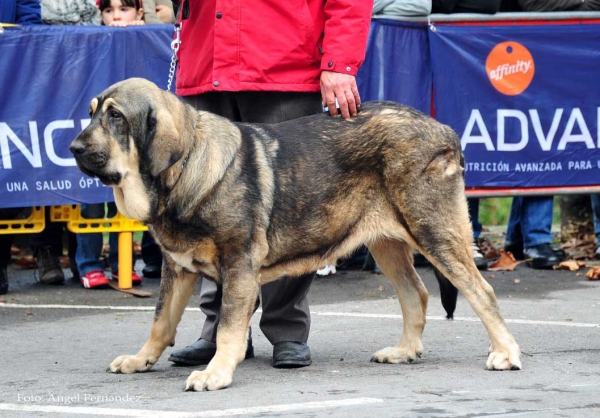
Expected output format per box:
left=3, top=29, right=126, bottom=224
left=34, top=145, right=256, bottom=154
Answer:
left=430, top=23, right=600, bottom=188
left=357, top=19, right=431, bottom=115
left=0, top=25, right=172, bottom=208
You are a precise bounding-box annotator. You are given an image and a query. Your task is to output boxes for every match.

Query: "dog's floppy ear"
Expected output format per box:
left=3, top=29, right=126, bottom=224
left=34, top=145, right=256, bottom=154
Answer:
left=145, top=105, right=184, bottom=177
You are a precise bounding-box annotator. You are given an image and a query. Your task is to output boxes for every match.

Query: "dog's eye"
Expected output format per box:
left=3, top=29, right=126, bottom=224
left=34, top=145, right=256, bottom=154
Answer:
left=109, top=109, right=122, bottom=119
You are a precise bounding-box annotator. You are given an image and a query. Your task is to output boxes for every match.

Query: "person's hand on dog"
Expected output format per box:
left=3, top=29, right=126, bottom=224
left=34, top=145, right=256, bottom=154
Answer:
left=320, top=71, right=361, bottom=119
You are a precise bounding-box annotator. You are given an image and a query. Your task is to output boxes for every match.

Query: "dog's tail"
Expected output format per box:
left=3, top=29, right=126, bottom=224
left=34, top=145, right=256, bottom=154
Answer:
left=434, top=267, right=458, bottom=319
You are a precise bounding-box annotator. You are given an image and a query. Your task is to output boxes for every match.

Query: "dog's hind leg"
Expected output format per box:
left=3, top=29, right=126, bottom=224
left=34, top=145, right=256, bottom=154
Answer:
left=185, top=267, right=259, bottom=391
left=368, top=239, right=429, bottom=364
left=412, top=198, right=521, bottom=371
left=108, top=258, right=199, bottom=374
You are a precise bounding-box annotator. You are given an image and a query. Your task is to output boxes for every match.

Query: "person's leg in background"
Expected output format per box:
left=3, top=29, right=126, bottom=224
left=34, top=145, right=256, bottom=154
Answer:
left=104, top=203, right=142, bottom=285
left=30, top=207, right=64, bottom=285
left=0, top=208, right=20, bottom=294
left=237, top=91, right=320, bottom=367
left=468, top=198, right=488, bottom=270
left=67, top=230, right=79, bottom=281
left=506, top=196, right=559, bottom=269
left=504, top=196, right=524, bottom=258
left=0, top=234, right=14, bottom=294
left=168, top=91, right=319, bottom=368
left=590, top=194, right=600, bottom=259
left=76, top=203, right=109, bottom=289
left=141, top=231, right=163, bottom=278
left=167, top=92, right=252, bottom=367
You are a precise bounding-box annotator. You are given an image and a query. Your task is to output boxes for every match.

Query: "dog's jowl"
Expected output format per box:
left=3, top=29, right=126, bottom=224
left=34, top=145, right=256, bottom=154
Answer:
left=70, top=78, right=521, bottom=392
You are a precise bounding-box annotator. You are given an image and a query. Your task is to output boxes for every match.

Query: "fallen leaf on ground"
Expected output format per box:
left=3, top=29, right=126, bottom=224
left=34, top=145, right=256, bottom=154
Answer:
left=488, top=251, right=520, bottom=271
left=553, top=260, right=588, bottom=271
left=586, top=266, right=600, bottom=280
left=561, top=234, right=596, bottom=260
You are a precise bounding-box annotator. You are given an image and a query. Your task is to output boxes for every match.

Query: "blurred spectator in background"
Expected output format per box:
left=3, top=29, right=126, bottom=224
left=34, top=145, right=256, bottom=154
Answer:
left=40, top=0, right=101, bottom=25
left=432, top=0, right=501, bottom=13
left=0, top=0, right=43, bottom=24
left=142, top=0, right=173, bottom=24
left=373, top=0, right=431, bottom=16
left=98, top=0, right=145, bottom=26
left=76, top=203, right=141, bottom=289
left=504, top=197, right=565, bottom=269
left=516, top=0, right=600, bottom=11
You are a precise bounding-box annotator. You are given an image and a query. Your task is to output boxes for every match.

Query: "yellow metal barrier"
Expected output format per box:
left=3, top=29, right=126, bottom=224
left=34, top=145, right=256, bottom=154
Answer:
left=49, top=205, right=147, bottom=290
left=49, top=205, right=147, bottom=233
left=0, top=207, right=45, bottom=234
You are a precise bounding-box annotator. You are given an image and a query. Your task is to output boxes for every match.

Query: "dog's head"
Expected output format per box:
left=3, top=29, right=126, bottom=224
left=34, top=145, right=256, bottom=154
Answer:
left=70, top=78, right=188, bottom=187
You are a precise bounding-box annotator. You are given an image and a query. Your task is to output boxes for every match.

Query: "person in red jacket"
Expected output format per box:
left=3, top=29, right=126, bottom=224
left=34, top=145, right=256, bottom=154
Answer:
left=167, top=0, right=373, bottom=368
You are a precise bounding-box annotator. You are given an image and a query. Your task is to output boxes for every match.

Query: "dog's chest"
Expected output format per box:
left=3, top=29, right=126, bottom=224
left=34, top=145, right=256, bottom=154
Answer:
left=168, top=249, right=197, bottom=272
left=163, top=240, right=220, bottom=281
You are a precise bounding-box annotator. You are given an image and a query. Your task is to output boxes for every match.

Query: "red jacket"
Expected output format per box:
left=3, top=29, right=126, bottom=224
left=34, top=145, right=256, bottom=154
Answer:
left=176, top=0, right=373, bottom=96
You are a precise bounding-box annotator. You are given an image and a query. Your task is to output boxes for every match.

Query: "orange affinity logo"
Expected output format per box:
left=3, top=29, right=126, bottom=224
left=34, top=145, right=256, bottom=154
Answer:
left=485, top=42, right=534, bottom=96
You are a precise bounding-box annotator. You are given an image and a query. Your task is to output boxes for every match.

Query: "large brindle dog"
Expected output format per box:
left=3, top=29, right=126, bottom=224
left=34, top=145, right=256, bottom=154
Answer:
left=70, top=78, right=521, bottom=391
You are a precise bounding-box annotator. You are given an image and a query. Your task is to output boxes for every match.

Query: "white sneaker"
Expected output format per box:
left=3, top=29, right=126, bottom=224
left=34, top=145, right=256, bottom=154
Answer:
left=316, top=264, right=337, bottom=276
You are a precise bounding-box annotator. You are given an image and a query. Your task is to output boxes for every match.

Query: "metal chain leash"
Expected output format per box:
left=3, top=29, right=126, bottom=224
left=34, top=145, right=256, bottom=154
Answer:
left=167, top=23, right=181, bottom=92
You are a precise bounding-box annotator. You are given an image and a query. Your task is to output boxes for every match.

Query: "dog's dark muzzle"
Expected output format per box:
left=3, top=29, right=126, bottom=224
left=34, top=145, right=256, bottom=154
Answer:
left=70, top=139, right=120, bottom=185
left=70, top=134, right=108, bottom=168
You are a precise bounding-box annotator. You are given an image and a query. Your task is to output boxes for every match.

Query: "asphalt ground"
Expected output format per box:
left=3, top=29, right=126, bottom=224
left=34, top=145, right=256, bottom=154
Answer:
left=1, top=252, right=600, bottom=417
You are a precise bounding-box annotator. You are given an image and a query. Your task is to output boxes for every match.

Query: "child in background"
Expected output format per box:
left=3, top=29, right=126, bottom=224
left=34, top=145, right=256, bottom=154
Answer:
left=98, top=0, right=145, bottom=26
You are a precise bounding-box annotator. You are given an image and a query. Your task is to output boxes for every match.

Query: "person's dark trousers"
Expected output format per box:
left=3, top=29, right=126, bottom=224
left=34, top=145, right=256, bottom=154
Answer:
left=0, top=208, right=20, bottom=265
left=30, top=208, right=64, bottom=258
left=0, top=228, right=13, bottom=295
left=182, top=91, right=322, bottom=346
left=30, top=208, right=65, bottom=284
left=505, top=196, right=554, bottom=249
left=141, top=231, right=163, bottom=275
left=432, top=0, right=501, bottom=13
left=468, top=198, right=482, bottom=240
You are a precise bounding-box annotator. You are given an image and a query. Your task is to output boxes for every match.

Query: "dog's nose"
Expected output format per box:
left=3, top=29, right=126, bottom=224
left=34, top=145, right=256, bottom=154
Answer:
left=69, top=141, right=86, bottom=155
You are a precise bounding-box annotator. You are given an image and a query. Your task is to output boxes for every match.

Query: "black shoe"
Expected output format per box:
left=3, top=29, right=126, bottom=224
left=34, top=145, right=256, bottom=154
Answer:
left=168, top=335, right=255, bottom=366
left=142, top=263, right=162, bottom=279
left=272, top=341, right=312, bottom=368
left=506, top=244, right=566, bottom=262
left=523, top=243, right=559, bottom=269
left=472, top=240, right=488, bottom=271
left=35, top=245, right=65, bottom=285
left=0, top=264, right=8, bottom=295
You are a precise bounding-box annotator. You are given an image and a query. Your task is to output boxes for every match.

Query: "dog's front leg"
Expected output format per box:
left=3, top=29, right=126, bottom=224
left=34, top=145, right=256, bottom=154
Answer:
left=109, top=257, right=198, bottom=374
left=185, top=266, right=259, bottom=391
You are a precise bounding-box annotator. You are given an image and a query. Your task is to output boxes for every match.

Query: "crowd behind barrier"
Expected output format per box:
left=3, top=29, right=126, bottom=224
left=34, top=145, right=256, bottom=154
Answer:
left=1, top=13, right=600, bottom=210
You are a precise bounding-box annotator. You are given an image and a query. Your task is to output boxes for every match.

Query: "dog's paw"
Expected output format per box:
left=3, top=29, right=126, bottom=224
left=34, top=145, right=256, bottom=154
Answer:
left=107, top=354, right=155, bottom=374
left=485, top=346, right=522, bottom=371
left=370, top=344, right=423, bottom=364
left=184, top=369, right=233, bottom=392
